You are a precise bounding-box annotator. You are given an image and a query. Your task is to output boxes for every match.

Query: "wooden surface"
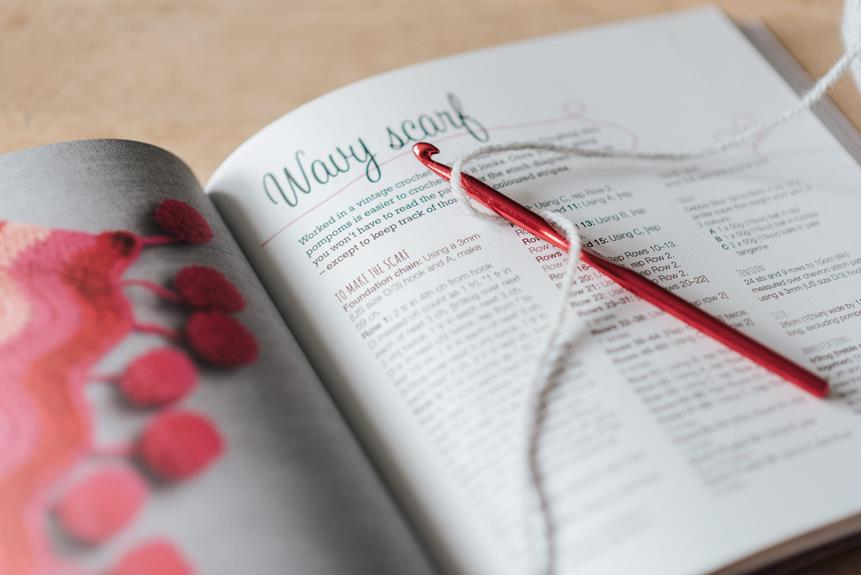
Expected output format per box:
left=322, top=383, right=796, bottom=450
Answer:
left=2, top=1, right=861, bottom=573
left=2, top=0, right=861, bottom=184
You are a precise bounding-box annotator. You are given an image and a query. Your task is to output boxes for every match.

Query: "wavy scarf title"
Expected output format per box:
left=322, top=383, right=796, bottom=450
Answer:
left=262, top=93, right=488, bottom=208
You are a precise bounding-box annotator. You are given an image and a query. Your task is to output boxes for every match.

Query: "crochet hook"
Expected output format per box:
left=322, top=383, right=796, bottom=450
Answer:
left=412, top=142, right=829, bottom=399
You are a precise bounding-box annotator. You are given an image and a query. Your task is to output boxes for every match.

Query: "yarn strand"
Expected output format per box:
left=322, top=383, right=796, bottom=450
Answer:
left=523, top=211, right=581, bottom=575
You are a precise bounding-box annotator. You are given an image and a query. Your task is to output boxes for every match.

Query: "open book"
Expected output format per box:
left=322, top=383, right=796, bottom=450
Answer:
left=5, top=6, right=861, bottom=574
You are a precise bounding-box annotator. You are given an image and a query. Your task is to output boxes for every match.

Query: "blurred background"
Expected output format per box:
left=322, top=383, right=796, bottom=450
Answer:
left=0, top=0, right=857, bottom=182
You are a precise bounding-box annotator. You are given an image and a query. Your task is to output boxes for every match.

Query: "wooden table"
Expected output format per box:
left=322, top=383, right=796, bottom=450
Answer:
left=1, top=1, right=860, bottom=573
left=2, top=0, right=861, bottom=184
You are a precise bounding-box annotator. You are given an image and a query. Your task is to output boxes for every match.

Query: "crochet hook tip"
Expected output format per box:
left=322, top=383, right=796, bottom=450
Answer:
left=413, top=142, right=440, bottom=163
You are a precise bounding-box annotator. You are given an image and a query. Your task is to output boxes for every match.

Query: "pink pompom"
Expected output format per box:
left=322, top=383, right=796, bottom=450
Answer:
left=138, top=411, right=224, bottom=481
left=118, top=348, right=198, bottom=407
left=185, top=311, right=258, bottom=367
left=175, top=266, right=245, bottom=312
left=153, top=200, right=213, bottom=244
left=110, top=539, right=194, bottom=575
left=56, top=466, right=148, bottom=544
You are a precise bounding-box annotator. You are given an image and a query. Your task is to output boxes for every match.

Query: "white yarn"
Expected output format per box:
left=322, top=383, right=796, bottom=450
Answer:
left=522, top=210, right=581, bottom=575
left=844, top=0, right=861, bottom=93
left=448, top=9, right=861, bottom=575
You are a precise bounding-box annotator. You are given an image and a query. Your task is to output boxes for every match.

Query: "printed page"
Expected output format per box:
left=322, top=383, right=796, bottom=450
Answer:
left=0, top=140, right=434, bottom=575
left=207, top=7, right=861, bottom=575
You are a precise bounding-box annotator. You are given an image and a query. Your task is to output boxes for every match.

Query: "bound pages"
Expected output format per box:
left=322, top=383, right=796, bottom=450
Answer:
left=208, top=7, right=861, bottom=574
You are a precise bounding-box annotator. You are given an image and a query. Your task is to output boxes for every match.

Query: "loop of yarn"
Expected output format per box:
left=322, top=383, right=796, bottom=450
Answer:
left=448, top=9, right=861, bottom=573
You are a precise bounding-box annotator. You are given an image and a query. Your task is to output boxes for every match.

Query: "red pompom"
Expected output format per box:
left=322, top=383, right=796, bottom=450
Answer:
left=118, top=348, right=197, bottom=407
left=111, top=539, right=194, bottom=575
left=153, top=199, right=213, bottom=244
left=138, top=411, right=224, bottom=481
left=174, top=266, right=245, bottom=312
left=185, top=311, right=258, bottom=367
left=56, top=466, right=148, bottom=544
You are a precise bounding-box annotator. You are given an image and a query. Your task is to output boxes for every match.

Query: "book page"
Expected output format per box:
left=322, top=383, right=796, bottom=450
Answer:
left=0, top=140, right=433, bottom=575
left=207, top=7, right=861, bottom=575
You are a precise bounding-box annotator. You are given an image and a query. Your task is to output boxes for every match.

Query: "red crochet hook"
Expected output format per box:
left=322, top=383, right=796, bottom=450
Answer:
left=412, top=142, right=829, bottom=398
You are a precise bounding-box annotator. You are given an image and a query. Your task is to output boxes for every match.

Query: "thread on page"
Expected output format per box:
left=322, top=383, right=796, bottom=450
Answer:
left=448, top=8, right=861, bottom=573
left=522, top=211, right=581, bottom=575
